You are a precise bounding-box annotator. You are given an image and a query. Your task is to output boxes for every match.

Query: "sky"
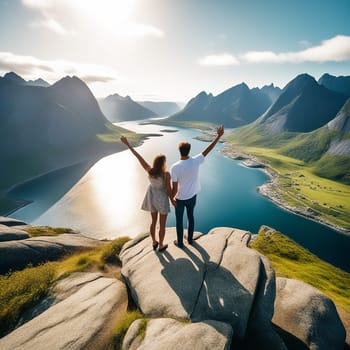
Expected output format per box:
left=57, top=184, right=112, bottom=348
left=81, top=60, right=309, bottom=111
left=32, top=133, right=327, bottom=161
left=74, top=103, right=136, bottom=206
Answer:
left=0, top=0, right=349, bottom=102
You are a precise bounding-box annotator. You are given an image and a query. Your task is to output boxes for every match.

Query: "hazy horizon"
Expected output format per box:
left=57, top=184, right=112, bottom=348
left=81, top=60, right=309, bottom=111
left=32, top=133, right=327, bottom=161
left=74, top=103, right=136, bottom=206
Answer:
left=0, top=0, right=349, bottom=102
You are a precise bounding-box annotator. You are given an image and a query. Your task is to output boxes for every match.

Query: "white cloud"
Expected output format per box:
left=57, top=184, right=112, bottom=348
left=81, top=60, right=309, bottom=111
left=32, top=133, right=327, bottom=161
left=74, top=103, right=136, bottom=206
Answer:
left=21, top=0, right=164, bottom=38
left=0, top=51, right=118, bottom=84
left=199, top=53, right=240, bottom=66
left=30, top=18, right=67, bottom=35
left=242, top=35, right=350, bottom=63
left=127, top=24, right=164, bottom=38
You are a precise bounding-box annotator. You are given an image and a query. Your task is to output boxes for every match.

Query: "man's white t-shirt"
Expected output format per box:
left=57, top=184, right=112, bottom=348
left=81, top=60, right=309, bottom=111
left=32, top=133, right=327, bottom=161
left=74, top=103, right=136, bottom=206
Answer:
left=171, top=153, right=205, bottom=200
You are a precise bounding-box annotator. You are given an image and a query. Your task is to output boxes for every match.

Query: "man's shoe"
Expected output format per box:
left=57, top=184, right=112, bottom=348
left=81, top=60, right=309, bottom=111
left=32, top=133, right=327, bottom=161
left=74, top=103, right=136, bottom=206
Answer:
left=174, top=240, right=184, bottom=248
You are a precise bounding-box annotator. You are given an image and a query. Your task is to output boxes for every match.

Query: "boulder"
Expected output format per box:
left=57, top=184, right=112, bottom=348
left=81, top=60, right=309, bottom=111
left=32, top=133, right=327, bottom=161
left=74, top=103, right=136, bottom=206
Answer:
left=273, top=277, right=346, bottom=350
left=123, top=318, right=233, bottom=350
left=0, top=233, right=102, bottom=273
left=0, top=273, right=127, bottom=350
left=0, top=216, right=27, bottom=227
left=121, top=227, right=275, bottom=340
left=0, top=224, right=30, bottom=242
left=243, top=254, right=287, bottom=350
left=16, top=272, right=106, bottom=326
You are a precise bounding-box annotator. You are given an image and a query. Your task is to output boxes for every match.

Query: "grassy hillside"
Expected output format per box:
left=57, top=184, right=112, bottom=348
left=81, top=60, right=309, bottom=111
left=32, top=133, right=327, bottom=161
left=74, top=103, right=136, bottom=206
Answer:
left=250, top=226, right=350, bottom=312
left=238, top=146, right=350, bottom=230
left=228, top=122, right=350, bottom=185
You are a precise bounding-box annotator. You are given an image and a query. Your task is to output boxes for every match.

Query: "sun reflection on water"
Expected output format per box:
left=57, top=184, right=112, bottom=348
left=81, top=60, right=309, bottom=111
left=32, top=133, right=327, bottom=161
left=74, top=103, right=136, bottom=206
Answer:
left=88, top=151, right=150, bottom=237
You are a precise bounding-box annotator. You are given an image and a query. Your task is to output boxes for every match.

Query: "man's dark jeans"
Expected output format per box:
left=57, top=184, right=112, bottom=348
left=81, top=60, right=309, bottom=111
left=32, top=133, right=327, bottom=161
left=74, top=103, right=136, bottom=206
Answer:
left=175, top=195, right=197, bottom=247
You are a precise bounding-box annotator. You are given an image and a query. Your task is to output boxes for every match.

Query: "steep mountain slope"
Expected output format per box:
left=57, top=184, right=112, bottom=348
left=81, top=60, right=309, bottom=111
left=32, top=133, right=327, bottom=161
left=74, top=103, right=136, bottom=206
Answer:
left=167, top=83, right=279, bottom=127
left=0, top=73, right=136, bottom=192
left=318, top=73, right=350, bottom=97
left=253, top=83, right=281, bottom=105
left=280, top=98, right=350, bottom=183
left=99, top=94, right=158, bottom=122
left=256, top=74, right=347, bottom=133
left=138, top=101, right=181, bottom=116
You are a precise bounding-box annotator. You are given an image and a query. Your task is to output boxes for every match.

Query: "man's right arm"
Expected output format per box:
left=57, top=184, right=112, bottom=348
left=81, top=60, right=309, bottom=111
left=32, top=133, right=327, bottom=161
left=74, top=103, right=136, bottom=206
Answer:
left=202, top=125, right=224, bottom=157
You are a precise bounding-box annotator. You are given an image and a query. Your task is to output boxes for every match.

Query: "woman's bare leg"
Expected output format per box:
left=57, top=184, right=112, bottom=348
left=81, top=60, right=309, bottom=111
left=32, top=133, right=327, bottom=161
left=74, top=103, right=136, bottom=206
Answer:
left=150, top=212, right=158, bottom=245
left=158, top=213, right=168, bottom=248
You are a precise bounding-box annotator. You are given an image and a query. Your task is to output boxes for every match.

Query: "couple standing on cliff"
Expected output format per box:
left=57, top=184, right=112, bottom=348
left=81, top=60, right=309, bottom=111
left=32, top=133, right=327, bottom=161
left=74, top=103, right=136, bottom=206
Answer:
left=120, top=125, right=224, bottom=252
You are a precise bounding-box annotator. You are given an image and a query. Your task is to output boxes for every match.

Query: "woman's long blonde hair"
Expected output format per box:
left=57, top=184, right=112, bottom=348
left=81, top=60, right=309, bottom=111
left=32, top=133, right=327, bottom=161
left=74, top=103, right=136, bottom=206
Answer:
left=148, top=154, right=166, bottom=178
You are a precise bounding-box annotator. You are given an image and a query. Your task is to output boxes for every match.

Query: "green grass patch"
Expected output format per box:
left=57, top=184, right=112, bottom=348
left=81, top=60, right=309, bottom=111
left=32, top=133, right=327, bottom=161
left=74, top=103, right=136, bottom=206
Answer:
left=280, top=128, right=335, bottom=163
left=154, top=119, right=216, bottom=130
left=0, top=263, right=57, bottom=337
left=112, top=310, right=146, bottom=350
left=100, top=237, right=131, bottom=264
left=24, top=226, right=74, bottom=237
left=313, top=155, right=350, bottom=185
left=250, top=227, right=350, bottom=312
left=97, top=123, right=142, bottom=143
left=0, top=230, right=132, bottom=338
left=56, top=236, right=131, bottom=278
left=232, top=145, right=350, bottom=230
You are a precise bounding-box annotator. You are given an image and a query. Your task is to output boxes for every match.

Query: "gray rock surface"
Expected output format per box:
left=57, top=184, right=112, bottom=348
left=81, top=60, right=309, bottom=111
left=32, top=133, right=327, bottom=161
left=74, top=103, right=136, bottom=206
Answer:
left=121, top=227, right=275, bottom=340
left=0, top=273, right=127, bottom=350
left=273, top=277, right=346, bottom=350
left=244, top=254, right=287, bottom=350
left=0, top=233, right=102, bottom=273
left=0, top=224, right=30, bottom=242
left=0, top=216, right=28, bottom=227
left=16, top=272, right=106, bottom=326
left=123, top=318, right=233, bottom=350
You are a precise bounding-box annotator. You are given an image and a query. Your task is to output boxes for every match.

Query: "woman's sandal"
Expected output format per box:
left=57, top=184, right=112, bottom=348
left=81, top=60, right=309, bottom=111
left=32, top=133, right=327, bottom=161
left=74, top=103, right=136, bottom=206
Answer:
left=158, top=244, right=168, bottom=252
left=153, top=242, right=159, bottom=250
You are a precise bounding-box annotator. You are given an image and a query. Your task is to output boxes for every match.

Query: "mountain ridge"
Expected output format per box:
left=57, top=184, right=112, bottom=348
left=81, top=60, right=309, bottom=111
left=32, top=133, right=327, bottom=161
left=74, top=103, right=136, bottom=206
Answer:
left=167, top=83, right=281, bottom=127
left=0, top=72, right=138, bottom=198
left=99, top=93, right=158, bottom=122
left=255, top=73, right=347, bottom=133
left=318, top=73, right=350, bottom=97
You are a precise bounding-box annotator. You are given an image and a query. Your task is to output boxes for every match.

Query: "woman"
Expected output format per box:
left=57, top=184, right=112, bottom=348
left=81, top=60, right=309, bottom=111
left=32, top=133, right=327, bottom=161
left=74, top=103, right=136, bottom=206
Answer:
left=120, top=136, right=174, bottom=252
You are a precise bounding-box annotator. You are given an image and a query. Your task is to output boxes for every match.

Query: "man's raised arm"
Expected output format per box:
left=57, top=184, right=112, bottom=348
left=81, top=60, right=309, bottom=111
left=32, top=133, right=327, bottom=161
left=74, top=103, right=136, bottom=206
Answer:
left=202, top=125, right=224, bottom=157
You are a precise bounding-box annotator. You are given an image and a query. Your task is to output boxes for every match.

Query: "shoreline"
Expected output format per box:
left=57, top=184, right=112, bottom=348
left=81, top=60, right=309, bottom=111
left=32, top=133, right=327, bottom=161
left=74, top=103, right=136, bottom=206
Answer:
left=0, top=131, right=156, bottom=218
left=222, top=145, right=350, bottom=236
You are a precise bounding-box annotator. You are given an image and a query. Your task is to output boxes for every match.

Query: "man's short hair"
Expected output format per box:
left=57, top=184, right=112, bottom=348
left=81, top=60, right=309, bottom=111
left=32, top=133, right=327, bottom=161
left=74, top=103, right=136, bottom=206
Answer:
left=178, top=142, right=191, bottom=157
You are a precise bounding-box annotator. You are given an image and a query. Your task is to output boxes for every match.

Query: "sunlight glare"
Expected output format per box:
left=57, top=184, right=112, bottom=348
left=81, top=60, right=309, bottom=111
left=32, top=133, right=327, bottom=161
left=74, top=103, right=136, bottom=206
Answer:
left=73, top=0, right=136, bottom=27
left=89, top=151, right=149, bottom=236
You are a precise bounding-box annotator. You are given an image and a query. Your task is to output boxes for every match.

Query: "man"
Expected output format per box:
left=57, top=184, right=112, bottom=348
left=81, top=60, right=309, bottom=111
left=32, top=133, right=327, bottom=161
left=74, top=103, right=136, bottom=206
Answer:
left=171, top=125, right=224, bottom=248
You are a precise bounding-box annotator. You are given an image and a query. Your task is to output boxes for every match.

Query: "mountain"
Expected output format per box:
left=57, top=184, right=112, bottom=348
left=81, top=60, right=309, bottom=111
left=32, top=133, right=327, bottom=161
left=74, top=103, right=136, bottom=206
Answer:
left=99, top=94, right=158, bottom=122
left=138, top=101, right=181, bottom=116
left=26, top=78, right=50, bottom=87
left=318, top=73, right=350, bottom=97
left=280, top=98, right=350, bottom=183
left=256, top=83, right=282, bottom=104
left=255, top=74, right=347, bottom=133
left=0, top=73, right=134, bottom=193
left=3, top=72, right=50, bottom=87
left=3, top=72, right=26, bottom=85
left=167, top=82, right=280, bottom=127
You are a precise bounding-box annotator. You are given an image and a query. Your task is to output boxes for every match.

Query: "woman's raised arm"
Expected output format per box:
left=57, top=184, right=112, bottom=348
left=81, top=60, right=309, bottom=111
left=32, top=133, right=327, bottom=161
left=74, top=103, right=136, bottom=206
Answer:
left=120, top=136, right=151, bottom=172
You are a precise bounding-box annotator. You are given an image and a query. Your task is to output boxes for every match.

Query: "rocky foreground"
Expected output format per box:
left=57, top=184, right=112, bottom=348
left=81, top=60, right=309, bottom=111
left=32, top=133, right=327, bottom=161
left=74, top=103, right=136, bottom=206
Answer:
left=120, top=228, right=345, bottom=350
left=0, top=219, right=347, bottom=350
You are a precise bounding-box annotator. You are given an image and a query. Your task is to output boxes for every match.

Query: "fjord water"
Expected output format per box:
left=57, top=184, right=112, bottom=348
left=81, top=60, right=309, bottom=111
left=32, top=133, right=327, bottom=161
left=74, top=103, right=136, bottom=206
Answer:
left=10, top=122, right=350, bottom=271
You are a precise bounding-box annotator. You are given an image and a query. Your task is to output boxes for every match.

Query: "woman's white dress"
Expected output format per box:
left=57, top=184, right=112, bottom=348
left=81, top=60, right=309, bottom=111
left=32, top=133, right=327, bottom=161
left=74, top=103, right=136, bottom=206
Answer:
left=141, top=175, right=170, bottom=214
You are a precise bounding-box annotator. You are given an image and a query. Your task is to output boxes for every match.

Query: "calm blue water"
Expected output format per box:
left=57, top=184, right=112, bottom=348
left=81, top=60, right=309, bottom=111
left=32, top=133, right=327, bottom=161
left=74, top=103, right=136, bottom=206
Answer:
left=9, top=122, right=350, bottom=271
